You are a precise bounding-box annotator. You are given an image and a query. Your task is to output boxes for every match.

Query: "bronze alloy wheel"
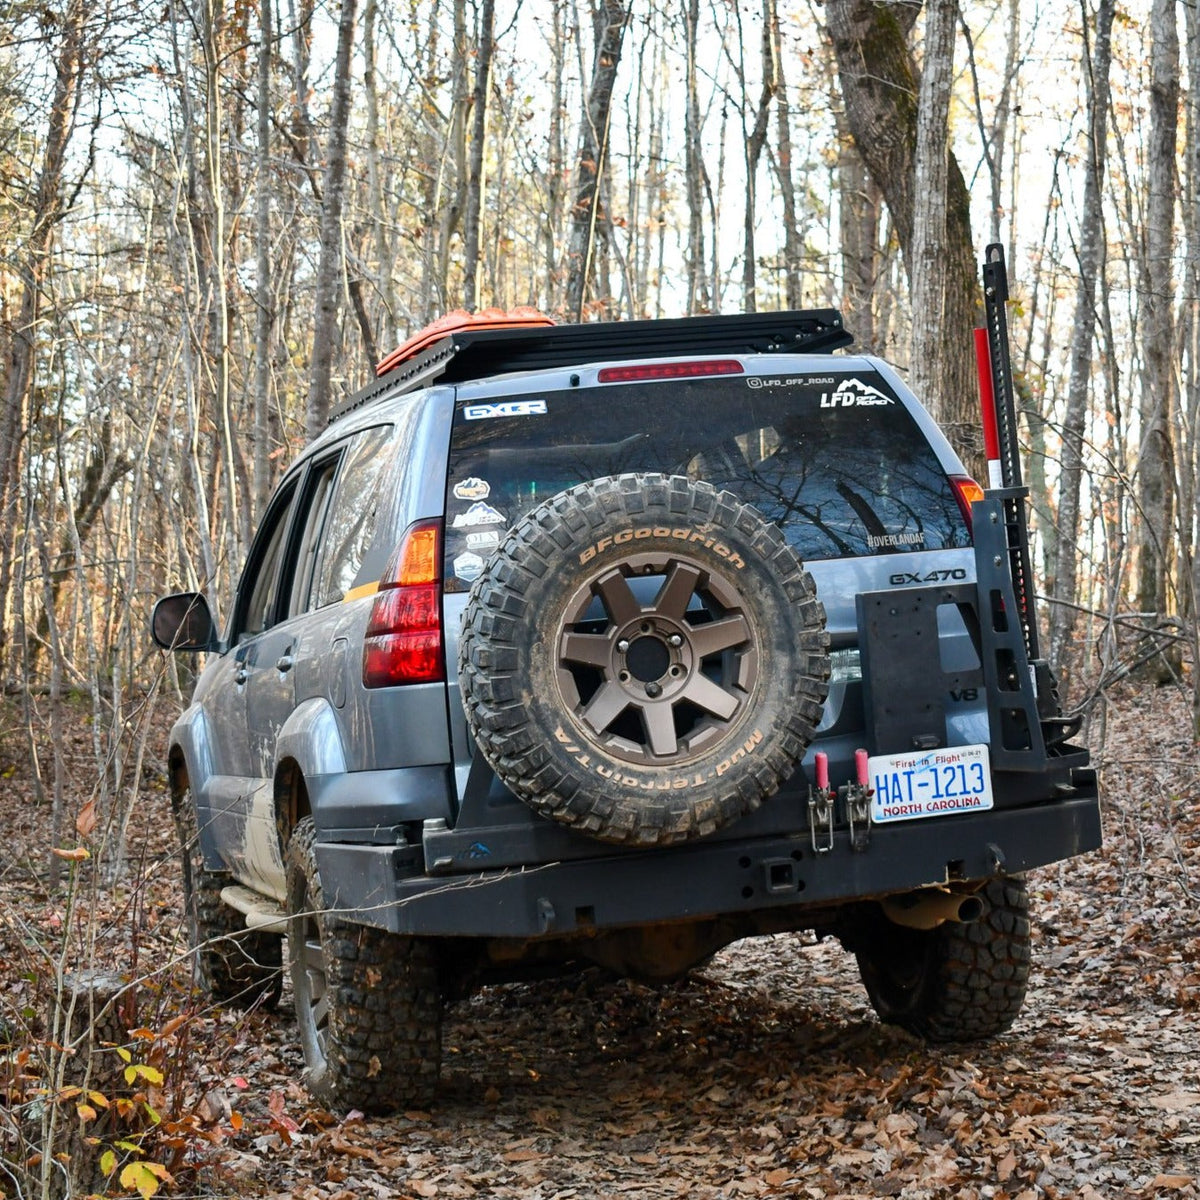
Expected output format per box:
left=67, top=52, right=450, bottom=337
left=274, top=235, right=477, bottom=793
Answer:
left=554, top=549, right=758, bottom=766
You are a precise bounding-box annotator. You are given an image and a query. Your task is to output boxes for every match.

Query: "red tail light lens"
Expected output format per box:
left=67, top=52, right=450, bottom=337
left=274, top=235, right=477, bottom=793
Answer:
left=949, top=475, right=985, bottom=535
left=363, top=519, right=445, bottom=687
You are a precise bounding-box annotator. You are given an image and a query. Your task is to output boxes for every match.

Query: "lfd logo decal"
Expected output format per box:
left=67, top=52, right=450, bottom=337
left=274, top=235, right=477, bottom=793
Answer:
left=579, top=527, right=746, bottom=569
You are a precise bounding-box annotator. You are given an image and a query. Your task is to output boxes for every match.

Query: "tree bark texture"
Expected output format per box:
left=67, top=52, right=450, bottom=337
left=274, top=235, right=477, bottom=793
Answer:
left=305, top=0, right=359, bottom=438
left=1134, top=0, right=1179, bottom=628
left=253, top=0, right=275, bottom=518
left=908, top=0, right=957, bottom=410
left=825, top=0, right=982, bottom=462
left=565, top=0, right=629, bottom=320
left=462, top=0, right=495, bottom=311
left=0, top=0, right=87, bottom=678
left=682, top=0, right=711, bottom=314
left=1047, top=0, right=1115, bottom=666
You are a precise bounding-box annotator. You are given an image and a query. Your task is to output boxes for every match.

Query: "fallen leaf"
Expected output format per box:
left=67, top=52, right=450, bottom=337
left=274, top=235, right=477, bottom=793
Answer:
left=1147, top=1177, right=1195, bottom=1191
left=51, top=846, right=89, bottom=862
left=1148, top=1093, right=1200, bottom=1113
left=75, top=798, right=97, bottom=838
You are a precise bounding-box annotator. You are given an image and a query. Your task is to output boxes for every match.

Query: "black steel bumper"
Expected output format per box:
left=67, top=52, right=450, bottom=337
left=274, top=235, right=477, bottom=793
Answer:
left=315, top=784, right=1101, bottom=939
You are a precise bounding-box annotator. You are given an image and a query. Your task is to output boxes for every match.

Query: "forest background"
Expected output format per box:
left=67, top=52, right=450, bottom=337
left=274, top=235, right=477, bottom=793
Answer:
left=0, top=1, right=1199, bottom=1196
left=1, top=0, right=1198, bottom=814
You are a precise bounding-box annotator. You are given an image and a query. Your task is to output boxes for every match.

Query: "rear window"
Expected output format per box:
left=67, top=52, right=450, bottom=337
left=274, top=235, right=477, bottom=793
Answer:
left=443, top=370, right=968, bottom=591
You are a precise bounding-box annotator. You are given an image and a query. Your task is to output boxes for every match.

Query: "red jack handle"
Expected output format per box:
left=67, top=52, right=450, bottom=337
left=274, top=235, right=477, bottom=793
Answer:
left=815, top=752, right=829, bottom=791
left=974, top=327, right=1003, bottom=489
left=855, top=748, right=870, bottom=788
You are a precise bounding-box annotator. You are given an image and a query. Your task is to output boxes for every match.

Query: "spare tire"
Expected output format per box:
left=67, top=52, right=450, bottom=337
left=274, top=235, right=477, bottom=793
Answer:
left=459, top=473, right=829, bottom=845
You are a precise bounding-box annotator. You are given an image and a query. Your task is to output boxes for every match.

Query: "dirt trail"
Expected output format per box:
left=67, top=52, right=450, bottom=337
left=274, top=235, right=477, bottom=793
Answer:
left=1, top=685, right=1196, bottom=1199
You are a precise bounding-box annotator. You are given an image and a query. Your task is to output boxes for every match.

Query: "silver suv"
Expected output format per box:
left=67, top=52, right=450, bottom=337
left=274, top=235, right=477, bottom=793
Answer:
left=154, top=296, right=1100, bottom=1114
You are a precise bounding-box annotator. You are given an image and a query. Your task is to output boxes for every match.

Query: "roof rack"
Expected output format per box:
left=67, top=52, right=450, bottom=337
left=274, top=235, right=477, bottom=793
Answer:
left=330, top=308, right=852, bottom=424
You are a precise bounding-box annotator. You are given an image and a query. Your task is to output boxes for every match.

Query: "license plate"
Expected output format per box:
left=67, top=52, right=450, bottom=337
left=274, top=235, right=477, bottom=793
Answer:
left=868, top=744, right=993, bottom=823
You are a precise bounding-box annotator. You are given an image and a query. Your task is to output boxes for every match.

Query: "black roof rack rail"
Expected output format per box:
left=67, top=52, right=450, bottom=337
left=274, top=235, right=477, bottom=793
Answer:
left=330, top=309, right=852, bottom=424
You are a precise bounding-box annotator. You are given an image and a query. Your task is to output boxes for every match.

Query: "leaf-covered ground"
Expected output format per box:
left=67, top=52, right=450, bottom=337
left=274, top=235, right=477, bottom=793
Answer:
left=1, top=682, right=1197, bottom=1199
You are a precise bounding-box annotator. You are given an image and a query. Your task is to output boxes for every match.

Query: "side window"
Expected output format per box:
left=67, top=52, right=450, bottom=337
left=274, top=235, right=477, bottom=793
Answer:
left=287, top=457, right=340, bottom=615
left=237, top=479, right=298, bottom=640
left=310, top=426, right=394, bottom=609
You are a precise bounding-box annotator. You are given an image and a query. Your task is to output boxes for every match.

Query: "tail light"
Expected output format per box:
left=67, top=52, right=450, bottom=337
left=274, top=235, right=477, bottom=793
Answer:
left=362, top=519, right=445, bottom=687
left=949, top=475, right=985, bottom=535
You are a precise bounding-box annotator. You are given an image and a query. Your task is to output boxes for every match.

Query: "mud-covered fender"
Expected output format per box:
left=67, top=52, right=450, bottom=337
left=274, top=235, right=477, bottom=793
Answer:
left=167, top=704, right=223, bottom=869
left=274, top=696, right=347, bottom=790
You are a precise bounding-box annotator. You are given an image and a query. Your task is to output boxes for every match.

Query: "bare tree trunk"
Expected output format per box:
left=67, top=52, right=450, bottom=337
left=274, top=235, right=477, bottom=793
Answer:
left=433, top=0, right=470, bottom=311
left=253, top=0, right=274, bottom=518
left=909, top=0, right=957, bottom=408
left=837, top=125, right=881, bottom=350
left=1183, top=0, right=1200, bottom=731
left=565, top=0, right=629, bottom=320
left=198, top=0, right=250, bottom=558
left=769, top=1, right=803, bottom=310
left=543, top=0, right=567, bottom=312
left=462, top=0, right=495, bottom=311
left=732, top=1, right=776, bottom=312
left=0, top=0, right=87, bottom=678
left=1134, top=0, right=1179, bottom=643
left=364, top=0, right=399, bottom=351
left=1048, top=0, right=1115, bottom=665
left=824, top=0, right=982, bottom=460
left=681, top=0, right=711, bottom=314
left=305, top=0, right=359, bottom=438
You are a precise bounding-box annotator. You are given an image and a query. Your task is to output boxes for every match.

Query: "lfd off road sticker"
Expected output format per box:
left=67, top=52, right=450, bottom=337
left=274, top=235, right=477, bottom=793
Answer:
left=453, top=476, right=491, bottom=500
left=819, top=378, right=894, bottom=407
left=579, top=527, right=746, bottom=569
left=554, top=725, right=763, bottom=788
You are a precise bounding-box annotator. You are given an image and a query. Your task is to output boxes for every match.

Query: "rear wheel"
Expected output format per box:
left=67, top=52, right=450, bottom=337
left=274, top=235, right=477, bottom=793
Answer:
left=286, top=818, right=442, bottom=1113
left=173, top=786, right=282, bottom=1008
left=853, top=877, right=1031, bottom=1042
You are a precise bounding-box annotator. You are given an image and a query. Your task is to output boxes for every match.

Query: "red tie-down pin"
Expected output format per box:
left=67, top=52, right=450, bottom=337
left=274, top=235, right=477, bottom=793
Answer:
left=808, top=752, right=835, bottom=854
left=846, top=748, right=874, bottom=851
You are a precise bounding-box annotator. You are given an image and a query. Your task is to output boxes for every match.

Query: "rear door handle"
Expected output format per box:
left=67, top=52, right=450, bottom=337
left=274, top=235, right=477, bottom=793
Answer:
left=276, top=655, right=295, bottom=673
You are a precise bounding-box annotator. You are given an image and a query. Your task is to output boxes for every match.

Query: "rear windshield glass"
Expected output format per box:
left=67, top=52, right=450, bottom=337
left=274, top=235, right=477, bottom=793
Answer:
left=443, top=370, right=968, bottom=591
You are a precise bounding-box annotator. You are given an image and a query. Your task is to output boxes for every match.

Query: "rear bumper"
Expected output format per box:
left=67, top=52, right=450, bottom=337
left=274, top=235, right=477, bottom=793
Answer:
left=315, top=784, right=1101, bottom=939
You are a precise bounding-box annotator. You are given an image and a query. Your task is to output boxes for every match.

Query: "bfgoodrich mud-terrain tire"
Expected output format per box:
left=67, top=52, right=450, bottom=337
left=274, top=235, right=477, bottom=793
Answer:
left=460, top=473, right=830, bottom=846
left=173, top=787, right=282, bottom=1008
left=286, top=819, right=442, bottom=1113
left=853, top=877, right=1031, bottom=1042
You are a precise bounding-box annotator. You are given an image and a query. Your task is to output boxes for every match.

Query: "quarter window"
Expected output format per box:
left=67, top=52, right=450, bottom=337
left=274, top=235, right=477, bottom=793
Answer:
left=310, top=426, right=394, bottom=609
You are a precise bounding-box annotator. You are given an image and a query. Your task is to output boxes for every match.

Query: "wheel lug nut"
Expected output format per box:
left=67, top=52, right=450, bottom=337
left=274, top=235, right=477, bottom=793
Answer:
left=617, top=639, right=630, bottom=653
left=645, top=682, right=662, bottom=698
left=668, top=634, right=683, bottom=647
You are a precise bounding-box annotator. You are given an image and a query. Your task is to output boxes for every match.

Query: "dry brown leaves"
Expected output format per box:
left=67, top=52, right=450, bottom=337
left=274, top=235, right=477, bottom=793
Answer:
left=1, top=681, right=1197, bottom=1200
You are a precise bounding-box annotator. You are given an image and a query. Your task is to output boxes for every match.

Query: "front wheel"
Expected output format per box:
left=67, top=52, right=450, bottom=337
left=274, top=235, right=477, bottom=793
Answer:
left=173, top=786, right=281, bottom=1008
left=852, top=877, right=1031, bottom=1042
left=286, top=818, right=443, bottom=1113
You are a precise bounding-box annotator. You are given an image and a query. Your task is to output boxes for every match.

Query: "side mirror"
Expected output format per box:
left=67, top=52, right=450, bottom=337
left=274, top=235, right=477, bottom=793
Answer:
left=151, top=592, right=218, bottom=652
